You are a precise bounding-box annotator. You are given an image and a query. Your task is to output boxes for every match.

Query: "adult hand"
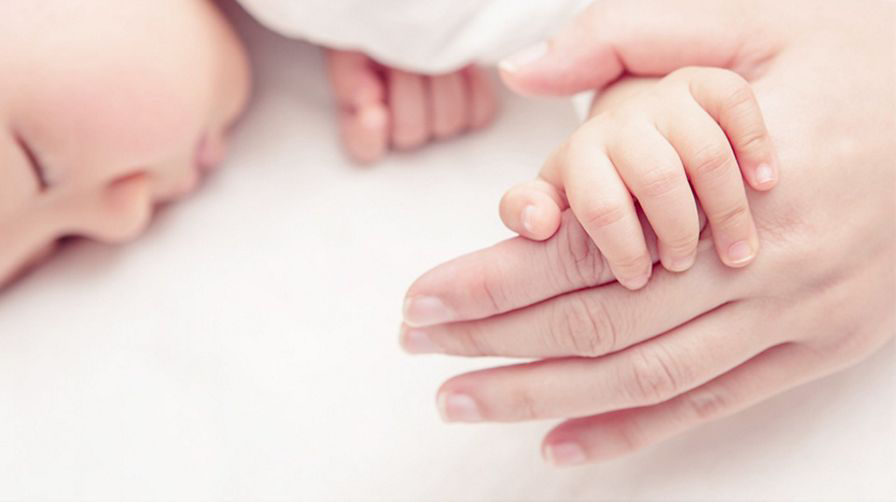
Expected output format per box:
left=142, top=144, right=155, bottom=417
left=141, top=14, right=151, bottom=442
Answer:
left=400, top=0, right=896, bottom=465
left=324, top=49, right=497, bottom=164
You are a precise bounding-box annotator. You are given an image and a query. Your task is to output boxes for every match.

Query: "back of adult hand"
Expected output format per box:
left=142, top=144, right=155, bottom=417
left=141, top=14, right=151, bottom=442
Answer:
left=401, top=0, right=896, bottom=465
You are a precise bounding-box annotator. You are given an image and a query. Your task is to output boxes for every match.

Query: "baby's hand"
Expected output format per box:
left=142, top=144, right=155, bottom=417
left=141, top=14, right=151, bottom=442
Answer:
left=324, top=49, right=498, bottom=164
left=500, top=67, right=779, bottom=289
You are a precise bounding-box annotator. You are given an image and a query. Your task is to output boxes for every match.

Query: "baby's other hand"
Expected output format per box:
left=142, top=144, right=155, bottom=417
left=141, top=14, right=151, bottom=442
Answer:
left=324, top=49, right=498, bottom=164
left=500, top=68, right=780, bottom=289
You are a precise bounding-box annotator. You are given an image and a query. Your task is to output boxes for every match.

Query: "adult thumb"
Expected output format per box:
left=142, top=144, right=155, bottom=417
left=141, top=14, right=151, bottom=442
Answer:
left=499, top=0, right=761, bottom=96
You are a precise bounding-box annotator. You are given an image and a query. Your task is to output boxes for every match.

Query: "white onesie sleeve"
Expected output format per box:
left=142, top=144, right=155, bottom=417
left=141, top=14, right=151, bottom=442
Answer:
left=236, top=0, right=590, bottom=74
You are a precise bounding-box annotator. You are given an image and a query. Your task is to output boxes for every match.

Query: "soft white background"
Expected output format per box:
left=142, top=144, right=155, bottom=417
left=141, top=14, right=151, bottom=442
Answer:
left=0, top=11, right=893, bottom=502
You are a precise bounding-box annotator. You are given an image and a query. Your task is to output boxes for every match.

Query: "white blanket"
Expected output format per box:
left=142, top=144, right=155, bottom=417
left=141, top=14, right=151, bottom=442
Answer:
left=237, top=0, right=588, bottom=72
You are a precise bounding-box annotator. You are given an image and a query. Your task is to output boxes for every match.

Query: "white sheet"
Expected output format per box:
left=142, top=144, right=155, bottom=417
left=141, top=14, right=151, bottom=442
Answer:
left=0, top=12, right=893, bottom=501
left=237, top=0, right=586, bottom=73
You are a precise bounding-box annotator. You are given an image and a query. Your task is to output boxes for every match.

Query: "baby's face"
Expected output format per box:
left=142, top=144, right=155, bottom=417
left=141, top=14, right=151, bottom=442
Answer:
left=0, top=0, right=251, bottom=285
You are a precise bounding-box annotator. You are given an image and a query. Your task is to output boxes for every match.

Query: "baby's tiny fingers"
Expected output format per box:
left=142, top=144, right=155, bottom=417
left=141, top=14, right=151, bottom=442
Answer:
left=341, top=104, right=389, bottom=164
left=610, top=124, right=700, bottom=272
left=685, top=68, right=779, bottom=190
left=465, top=66, right=498, bottom=129
left=429, top=72, right=469, bottom=138
left=559, top=133, right=653, bottom=289
left=499, top=179, right=565, bottom=240
left=659, top=103, right=759, bottom=268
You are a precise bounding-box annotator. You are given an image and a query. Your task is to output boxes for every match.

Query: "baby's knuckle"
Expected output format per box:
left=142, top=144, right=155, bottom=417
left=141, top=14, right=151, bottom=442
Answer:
left=713, top=203, right=751, bottom=231
left=611, top=252, right=650, bottom=278
left=691, top=144, right=735, bottom=179
left=636, top=166, right=684, bottom=199
left=735, top=126, right=769, bottom=155
left=580, top=200, right=628, bottom=230
left=662, top=232, right=699, bottom=256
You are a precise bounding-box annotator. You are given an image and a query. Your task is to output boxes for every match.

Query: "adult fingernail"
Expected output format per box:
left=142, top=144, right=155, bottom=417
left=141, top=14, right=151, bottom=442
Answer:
left=727, top=240, right=755, bottom=265
left=437, top=392, right=482, bottom=422
left=754, top=163, right=776, bottom=186
left=521, top=204, right=538, bottom=234
left=403, top=296, right=454, bottom=327
left=544, top=441, right=588, bottom=466
left=400, top=326, right=442, bottom=354
left=499, top=41, right=548, bottom=73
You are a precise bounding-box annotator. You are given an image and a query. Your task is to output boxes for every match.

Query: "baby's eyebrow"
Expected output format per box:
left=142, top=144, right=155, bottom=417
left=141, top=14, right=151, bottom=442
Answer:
left=14, top=133, right=49, bottom=190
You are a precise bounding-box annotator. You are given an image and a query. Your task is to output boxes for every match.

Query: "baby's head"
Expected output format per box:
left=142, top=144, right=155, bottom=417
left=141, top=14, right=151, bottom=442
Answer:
left=0, top=0, right=251, bottom=285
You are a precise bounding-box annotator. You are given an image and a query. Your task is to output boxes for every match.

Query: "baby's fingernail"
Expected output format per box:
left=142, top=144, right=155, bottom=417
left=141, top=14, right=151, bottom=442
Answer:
left=624, top=270, right=651, bottom=289
left=499, top=41, right=549, bottom=73
left=544, top=441, right=588, bottom=467
left=669, top=254, right=696, bottom=272
left=727, top=240, right=755, bottom=265
left=754, top=163, right=776, bottom=186
left=521, top=204, right=538, bottom=234
left=400, top=326, right=442, bottom=354
left=437, top=392, right=482, bottom=422
left=403, top=296, right=454, bottom=327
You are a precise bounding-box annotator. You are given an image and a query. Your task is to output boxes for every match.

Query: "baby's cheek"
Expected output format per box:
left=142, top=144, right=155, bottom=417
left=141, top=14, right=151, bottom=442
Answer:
left=30, top=72, right=205, bottom=179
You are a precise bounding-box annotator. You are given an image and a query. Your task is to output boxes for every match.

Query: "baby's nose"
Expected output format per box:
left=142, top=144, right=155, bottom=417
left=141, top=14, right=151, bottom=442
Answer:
left=195, top=131, right=230, bottom=172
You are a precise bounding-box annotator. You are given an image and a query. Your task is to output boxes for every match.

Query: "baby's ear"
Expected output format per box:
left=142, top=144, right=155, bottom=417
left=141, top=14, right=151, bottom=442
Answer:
left=66, top=173, right=153, bottom=244
left=498, top=0, right=752, bottom=97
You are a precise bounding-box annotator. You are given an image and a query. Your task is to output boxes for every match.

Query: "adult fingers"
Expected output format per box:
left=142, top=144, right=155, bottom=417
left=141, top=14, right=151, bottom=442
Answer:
left=498, top=0, right=770, bottom=96
left=404, top=211, right=617, bottom=327
left=435, top=301, right=777, bottom=423
left=401, top=242, right=731, bottom=358
left=541, top=343, right=825, bottom=465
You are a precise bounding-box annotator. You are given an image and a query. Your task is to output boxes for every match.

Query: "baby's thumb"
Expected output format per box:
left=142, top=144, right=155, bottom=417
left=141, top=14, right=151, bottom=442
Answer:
left=499, top=0, right=755, bottom=97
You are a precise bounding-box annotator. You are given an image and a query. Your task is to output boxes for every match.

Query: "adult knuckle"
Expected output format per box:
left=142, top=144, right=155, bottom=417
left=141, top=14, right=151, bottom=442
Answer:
left=551, top=212, right=607, bottom=287
left=683, top=388, right=734, bottom=421
left=549, top=296, right=616, bottom=357
left=456, top=322, right=495, bottom=357
left=624, top=347, right=684, bottom=404
left=508, top=388, right=541, bottom=420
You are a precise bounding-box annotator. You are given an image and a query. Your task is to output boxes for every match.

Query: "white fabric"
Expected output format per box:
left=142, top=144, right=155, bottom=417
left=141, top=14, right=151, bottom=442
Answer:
left=237, top=0, right=588, bottom=73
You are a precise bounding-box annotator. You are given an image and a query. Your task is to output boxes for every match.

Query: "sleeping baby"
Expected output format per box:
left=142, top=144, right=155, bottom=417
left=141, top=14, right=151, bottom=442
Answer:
left=0, top=0, right=776, bottom=294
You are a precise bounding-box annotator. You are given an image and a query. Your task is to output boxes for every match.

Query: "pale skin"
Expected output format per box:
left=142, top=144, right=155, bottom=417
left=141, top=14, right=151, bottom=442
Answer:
left=324, top=50, right=498, bottom=164
left=499, top=66, right=780, bottom=289
left=0, top=0, right=251, bottom=287
left=401, top=0, right=896, bottom=466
